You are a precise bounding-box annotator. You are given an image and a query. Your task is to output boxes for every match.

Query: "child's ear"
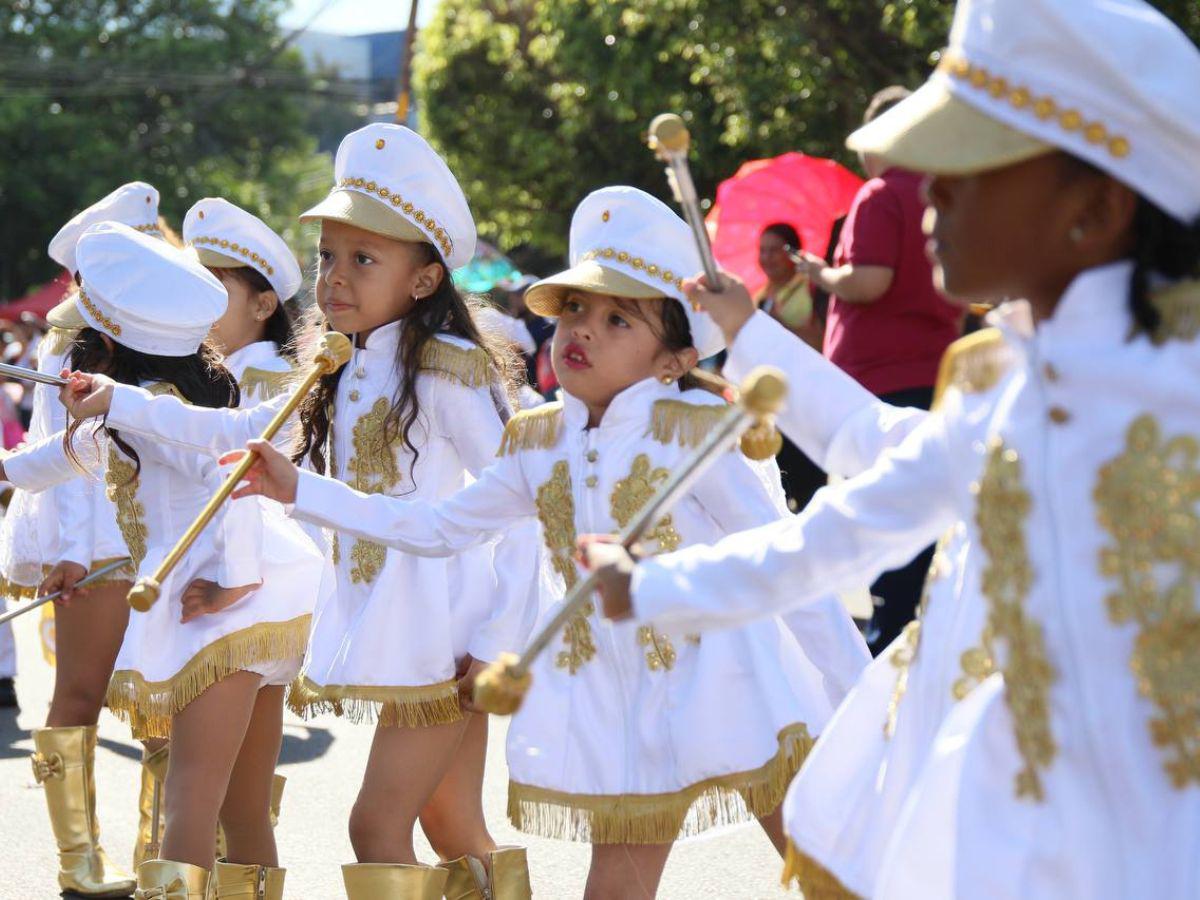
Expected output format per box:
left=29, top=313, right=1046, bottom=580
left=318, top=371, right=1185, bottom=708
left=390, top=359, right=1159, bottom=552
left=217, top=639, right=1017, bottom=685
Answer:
left=254, top=290, right=280, bottom=322
left=662, top=347, right=699, bottom=382
left=412, top=259, right=446, bottom=301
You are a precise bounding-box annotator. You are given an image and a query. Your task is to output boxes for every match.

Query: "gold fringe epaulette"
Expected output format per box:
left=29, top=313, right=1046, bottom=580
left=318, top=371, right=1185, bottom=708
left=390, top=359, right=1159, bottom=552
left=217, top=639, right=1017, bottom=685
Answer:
left=419, top=338, right=493, bottom=388
left=497, top=402, right=564, bottom=456
left=147, top=382, right=186, bottom=400
left=507, top=723, right=814, bottom=844
left=649, top=399, right=728, bottom=450
left=239, top=366, right=295, bottom=401
left=781, top=840, right=862, bottom=898
left=43, top=326, right=79, bottom=358
left=1149, top=280, right=1200, bottom=345
left=932, top=328, right=1010, bottom=410
left=106, top=615, right=311, bottom=740
left=286, top=674, right=463, bottom=728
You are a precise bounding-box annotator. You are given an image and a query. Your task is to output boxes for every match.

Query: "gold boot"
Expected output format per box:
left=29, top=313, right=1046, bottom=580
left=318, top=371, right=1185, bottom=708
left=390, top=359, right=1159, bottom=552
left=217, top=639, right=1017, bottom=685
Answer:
left=134, top=745, right=170, bottom=869
left=212, top=859, right=286, bottom=899
left=342, top=863, right=449, bottom=899
left=487, top=847, right=532, bottom=900
left=32, top=725, right=136, bottom=897
left=439, top=856, right=487, bottom=899
left=134, top=859, right=209, bottom=899
left=269, top=774, right=286, bottom=829
left=436, top=847, right=531, bottom=900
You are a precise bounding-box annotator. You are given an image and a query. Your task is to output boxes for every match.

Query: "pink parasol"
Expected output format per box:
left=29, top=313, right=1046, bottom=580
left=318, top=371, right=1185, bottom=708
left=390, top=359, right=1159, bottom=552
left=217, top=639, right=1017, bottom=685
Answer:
left=706, top=152, right=864, bottom=296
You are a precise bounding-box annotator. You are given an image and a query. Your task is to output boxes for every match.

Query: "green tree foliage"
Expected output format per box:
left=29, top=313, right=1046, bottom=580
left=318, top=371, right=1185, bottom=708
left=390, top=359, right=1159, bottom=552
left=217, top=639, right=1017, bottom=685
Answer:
left=415, top=0, right=1200, bottom=262
left=0, top=0, right=344, bottom=298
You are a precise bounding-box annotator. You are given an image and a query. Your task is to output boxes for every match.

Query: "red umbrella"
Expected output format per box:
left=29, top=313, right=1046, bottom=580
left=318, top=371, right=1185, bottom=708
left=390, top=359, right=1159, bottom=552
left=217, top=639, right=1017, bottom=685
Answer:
left=0, top=270, right=72, bottom=323
left=707, top=152, right=864, bottom=297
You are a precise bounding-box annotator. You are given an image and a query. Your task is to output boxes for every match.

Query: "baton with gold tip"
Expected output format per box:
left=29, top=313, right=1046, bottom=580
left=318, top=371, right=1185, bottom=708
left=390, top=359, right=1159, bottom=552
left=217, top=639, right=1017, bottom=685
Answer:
left=0, top=557, right=133, bottom=626
left=647, top=113, right=725, bottom=292
left=647, top=112, right=782, bottom=461
left=472, top=366, right=788, bottom=716
left=125, top=332, right=353, bottom=612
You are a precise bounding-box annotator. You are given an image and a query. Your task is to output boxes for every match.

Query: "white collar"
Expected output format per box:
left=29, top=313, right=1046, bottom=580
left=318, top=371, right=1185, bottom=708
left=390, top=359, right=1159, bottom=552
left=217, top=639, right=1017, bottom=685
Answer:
left=359, top=318, right=404, bottom=353
left=987, top=261, right=1135, bottom=349
left=224, top=340, right=281, bottom=378
left=562, top=376, right=680, bottom=436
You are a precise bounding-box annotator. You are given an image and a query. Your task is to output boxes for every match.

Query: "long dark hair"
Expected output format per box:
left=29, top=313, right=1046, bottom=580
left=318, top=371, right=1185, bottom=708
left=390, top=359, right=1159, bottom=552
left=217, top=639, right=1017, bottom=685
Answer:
left=217, top=266, right=300, bottom=359
left=1062, top=154, right=1200, bottom=338
left=292, top=241, right=517, bottom=474
left=65, top=328, right=239, bottom=480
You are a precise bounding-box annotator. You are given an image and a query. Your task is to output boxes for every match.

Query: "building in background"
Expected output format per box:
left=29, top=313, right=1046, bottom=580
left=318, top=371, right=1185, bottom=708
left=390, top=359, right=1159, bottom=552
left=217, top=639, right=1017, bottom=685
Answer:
left=295, top=29, right=416, bottom=148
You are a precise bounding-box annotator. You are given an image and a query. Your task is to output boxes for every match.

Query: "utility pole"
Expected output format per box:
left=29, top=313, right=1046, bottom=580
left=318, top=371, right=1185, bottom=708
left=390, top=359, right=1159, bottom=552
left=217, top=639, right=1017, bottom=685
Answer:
left=395, top=0, right=420, bottom=124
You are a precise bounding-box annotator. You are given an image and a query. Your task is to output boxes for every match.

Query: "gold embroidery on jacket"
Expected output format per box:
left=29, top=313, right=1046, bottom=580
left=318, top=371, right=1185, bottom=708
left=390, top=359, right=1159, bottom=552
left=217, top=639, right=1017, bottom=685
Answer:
left=345, top=397, right=400, bottom=584
left=610, top=454, right=684, bottom=673
left=952, top=625, right=998, bottom=701
left=106, top=445, right=148, bottom=568
left=536, top=461, right=594, bottom=674
left=975, top=438, right=1056, bottom=801
left=610, top=454, right=681, bottom=554
left=885, top=535, right=951, bottom=738
left=1094, top=414, right=1200, bottom=788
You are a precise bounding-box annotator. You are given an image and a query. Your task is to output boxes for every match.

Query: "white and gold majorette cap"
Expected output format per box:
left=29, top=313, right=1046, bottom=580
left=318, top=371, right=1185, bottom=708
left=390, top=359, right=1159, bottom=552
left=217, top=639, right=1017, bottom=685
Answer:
left=184, top=198, right=302, bottom=301
left=525, top=186, right=725, bottom=359
left=847, top=0, right=1200, bottom=224
left=74, top=222, right=227, bottom=357
left=47, top=181, right=163, bottom=328
left=48, top=182, right=162, bottom=275
left=300, top=123, right=477, bottom=270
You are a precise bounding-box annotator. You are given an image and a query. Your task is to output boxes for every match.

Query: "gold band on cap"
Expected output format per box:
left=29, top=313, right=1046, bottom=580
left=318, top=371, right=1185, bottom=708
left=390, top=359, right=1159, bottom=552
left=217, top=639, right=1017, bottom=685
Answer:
left=938, top=52, right=1131, bottom=159
left=581, top=248, right=684, bottom=292
left=336, top=176, right=452, bottom=259
left=190, top=236, right=277, bottom=277
left=78, top=286, right=122, bottom=336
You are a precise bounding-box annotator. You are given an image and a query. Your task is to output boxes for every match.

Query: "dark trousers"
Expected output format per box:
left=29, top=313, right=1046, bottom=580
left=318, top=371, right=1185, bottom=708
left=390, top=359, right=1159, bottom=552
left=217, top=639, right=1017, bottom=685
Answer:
left=865, top=385, right=936, bottom=656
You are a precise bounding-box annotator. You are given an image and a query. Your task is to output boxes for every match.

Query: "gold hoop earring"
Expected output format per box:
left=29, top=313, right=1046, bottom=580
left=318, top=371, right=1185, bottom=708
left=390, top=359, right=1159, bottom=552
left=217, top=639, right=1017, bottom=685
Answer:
left=660, top=375, right=674, bottom=385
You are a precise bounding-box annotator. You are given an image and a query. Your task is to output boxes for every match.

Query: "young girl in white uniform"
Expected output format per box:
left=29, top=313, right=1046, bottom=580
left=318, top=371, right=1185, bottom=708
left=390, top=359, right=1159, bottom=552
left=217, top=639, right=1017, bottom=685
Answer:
left=231, top=186, right=862, bottom=898
left=6, top=221, right=324, bottom=899
left=64, top=124, right=539, bottom=899
left=588, top=2, right=1200, bottom=897
left=0, top=182, right=168, bottom=898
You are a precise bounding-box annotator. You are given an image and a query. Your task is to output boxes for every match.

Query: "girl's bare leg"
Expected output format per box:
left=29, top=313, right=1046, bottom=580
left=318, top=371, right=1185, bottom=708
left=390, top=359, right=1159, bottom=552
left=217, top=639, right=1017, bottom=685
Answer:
left=418, top=712, right=496, bottom=863
left=159, top=671, right=262, bottom=867
left=349, top=718, right=469, bottom=864
left=585, top=843, right=674, bottom=900
left=45, top=582, right=131, bottom=726
left=220, top=684, right=285, bottom=865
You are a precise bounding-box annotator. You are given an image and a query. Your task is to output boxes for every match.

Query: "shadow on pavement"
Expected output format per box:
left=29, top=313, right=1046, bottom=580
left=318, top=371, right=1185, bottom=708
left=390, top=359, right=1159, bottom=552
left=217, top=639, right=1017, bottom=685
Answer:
left=279, top=724, right=335, bottom=766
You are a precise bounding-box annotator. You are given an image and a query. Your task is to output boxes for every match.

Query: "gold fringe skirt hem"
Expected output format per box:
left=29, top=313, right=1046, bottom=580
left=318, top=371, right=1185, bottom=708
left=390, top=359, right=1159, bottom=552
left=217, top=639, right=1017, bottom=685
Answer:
left=106, top=614, right=310, bottom=740
left=781, top=840, right=862, bottom=898
left=508, top=722, right=814, bottom=844
left=286, top=675, right=463, bottom=728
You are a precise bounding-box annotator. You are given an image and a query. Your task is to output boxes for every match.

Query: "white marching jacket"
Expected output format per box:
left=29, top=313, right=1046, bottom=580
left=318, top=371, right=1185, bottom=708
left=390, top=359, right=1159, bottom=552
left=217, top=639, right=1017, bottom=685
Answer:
left=634, top=263, right=1200, bottom=899
left=104, top=322, right=541, bottom=729
left=287, top=375, right=858, bottom=844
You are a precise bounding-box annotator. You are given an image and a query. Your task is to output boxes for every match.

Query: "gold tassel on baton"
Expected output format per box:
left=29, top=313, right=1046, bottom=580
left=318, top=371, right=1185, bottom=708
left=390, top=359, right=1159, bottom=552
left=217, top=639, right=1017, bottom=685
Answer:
left=472, top=366, right=787, bottom=716
left=125, top=332, right=353, bottom=612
